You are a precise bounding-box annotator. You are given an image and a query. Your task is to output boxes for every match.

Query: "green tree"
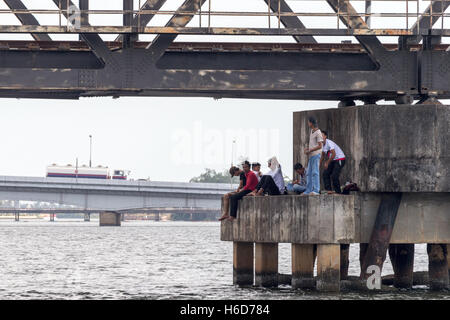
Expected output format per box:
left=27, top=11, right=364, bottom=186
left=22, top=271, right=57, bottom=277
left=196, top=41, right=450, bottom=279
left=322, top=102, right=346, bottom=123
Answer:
left=190, top=168, right=239, bottom=184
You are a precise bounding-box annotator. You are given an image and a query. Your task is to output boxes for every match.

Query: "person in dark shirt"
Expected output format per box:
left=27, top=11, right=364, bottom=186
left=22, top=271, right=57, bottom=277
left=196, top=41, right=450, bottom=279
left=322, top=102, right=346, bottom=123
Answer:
left=228, top=161, right=258, bottom=221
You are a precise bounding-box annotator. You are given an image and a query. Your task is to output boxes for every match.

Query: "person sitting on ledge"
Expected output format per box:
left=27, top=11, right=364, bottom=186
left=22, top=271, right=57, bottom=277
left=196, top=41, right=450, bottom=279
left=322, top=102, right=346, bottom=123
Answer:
left=320, top=130, right=346, bottom=194
left=227, top=161, right=258, bottom=221
left=286, top=163, right=307, bottom=194
left=252, top=162, right=262, bottom=182
left=218, top=164, right=247, bottom=221
left=250, top=156, right=286, bottom=196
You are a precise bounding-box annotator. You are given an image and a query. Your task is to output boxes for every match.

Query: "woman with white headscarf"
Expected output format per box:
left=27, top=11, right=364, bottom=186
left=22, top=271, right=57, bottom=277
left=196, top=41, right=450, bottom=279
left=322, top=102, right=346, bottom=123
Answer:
left=250, top=156, right=286, bottom=196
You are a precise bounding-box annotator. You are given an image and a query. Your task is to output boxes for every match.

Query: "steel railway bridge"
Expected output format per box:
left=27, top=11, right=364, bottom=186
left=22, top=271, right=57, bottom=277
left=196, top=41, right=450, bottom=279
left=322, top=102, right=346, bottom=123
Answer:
left=1, top=0, right=450, bottom=103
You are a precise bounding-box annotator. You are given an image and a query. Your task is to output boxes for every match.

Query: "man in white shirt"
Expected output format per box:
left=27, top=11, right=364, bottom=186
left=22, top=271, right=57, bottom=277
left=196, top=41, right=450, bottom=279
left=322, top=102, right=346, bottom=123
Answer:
left=252, top=162, right=262, bottom=182
left=320, top=131, right=346, bottom=194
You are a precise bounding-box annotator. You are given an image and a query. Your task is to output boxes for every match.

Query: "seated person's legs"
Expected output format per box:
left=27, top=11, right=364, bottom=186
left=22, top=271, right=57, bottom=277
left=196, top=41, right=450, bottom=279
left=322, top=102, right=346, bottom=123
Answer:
left=293, top=184, right=306, bottom=194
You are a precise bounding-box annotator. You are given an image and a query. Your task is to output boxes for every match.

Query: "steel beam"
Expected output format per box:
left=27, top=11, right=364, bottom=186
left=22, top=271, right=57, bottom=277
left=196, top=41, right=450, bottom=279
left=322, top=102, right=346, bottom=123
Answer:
left=116, top=0, right=168, bottom=42
left=79, top=0, right=89, bottom=41
left=145, top=0, right=207, bottom=62
left=263, top=0, right=316, bottom=43
left=0, top=25, right=420, bottom=36
left=0, top=50, right=376, bottom=70
left=122, top=0, right=135, bottom=46
left=51, top=0, right=114, bottom=69
left=4, top=0, right=52, bottom=42
left=0, top=50, right=103, bottom=69
left=0, top=47, right=417, bottom=100
left=326, top=0, right=386, bottom=60
left=411, top=0, right=450, bottom=44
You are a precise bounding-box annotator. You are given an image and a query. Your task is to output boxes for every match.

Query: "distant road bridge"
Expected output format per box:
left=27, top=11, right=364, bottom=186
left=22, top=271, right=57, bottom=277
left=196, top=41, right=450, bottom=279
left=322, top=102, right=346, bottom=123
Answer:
left=0, top=176, right=233, bottom=224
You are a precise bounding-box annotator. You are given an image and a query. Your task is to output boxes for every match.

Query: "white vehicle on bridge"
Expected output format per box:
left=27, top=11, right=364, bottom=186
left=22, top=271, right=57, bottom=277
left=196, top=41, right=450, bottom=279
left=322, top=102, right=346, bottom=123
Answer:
left=46, top=164, right=129, bottom=180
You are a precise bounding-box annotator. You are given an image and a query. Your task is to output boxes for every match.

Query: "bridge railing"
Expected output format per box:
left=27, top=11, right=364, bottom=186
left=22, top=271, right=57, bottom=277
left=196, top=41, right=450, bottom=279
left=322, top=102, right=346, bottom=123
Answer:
left=1, top=0, right=450, bottom=37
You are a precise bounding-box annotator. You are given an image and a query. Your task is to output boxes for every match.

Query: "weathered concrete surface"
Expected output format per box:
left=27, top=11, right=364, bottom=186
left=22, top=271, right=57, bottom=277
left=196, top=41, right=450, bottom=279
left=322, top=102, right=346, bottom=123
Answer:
left=233, top=242, right=254, bottom=286
left=293, top=104, right=450, bottom=192
left=316, top=244, right=341, bottom=292
left=99, top=212, right=121, bottom=226
left=221, top=193, right=450, bottom=244
left=358, top=193, right=450, bottom=244
left=221, top=195, right=356, bottom=244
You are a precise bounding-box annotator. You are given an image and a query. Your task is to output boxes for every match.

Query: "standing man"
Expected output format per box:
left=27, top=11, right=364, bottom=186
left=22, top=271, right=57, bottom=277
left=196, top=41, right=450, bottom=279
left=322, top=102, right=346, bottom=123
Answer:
left=228, top=162, right=258, bottom=221
left=303, top=117, right=323, bottom=195
left=321, top=131, right=346, bottom=194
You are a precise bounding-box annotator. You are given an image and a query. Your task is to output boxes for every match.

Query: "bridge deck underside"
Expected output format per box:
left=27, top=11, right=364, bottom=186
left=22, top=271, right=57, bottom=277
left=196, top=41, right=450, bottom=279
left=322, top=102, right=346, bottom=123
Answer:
left=2, top=1, right=450, bottom=101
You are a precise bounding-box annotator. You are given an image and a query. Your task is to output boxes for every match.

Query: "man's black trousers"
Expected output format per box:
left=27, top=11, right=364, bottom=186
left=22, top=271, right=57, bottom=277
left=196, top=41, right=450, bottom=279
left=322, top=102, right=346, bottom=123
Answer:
left=323, top=159, right=345, bottom=193
left=229, top=189, right=252, bottom=218
left=256, top=175, right=281, bottom=195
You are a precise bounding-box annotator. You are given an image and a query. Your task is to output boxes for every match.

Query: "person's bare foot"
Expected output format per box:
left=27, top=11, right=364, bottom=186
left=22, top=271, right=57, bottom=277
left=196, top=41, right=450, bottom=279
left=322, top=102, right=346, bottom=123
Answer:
left=249, top=191, right=257, bottom=196
left=227, top=216, right=236, bottom=222
left=255, top=189, right=264, bottom=196
left=218, top=215, right=229, bottom=221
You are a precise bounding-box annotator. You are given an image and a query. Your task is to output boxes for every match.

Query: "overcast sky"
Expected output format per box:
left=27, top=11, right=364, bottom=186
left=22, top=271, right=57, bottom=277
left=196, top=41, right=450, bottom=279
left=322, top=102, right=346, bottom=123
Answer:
left=0, top=0, right=445, bottom=181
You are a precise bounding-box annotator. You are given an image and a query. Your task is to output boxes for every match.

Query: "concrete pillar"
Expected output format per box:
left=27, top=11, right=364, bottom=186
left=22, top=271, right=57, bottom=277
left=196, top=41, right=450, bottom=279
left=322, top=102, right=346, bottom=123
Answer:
left=99, top=212, right=121, bottom=227
left=427, top=244, right=449, bottom=290
left=84, top=213, right=90, bottom=222
left=340, top=244, right=350, bottom=280
left=448, top=244, right=450, bottom=278
left=291, top=244, right=315, bottom=289
left=255, top=243, right=278, bottom=287
left=316, top=244, right=340, bottom=292
left=233, top=242, right=254, bottom=286
left=14, top=212, right=19, bottom=222
left=121, top=213, right=125, bottom=222
left=388, top=244, right=414, bottom=288
left=360, top=193, right=402, bottom=279
left=50, top=213, right=55, bottom=222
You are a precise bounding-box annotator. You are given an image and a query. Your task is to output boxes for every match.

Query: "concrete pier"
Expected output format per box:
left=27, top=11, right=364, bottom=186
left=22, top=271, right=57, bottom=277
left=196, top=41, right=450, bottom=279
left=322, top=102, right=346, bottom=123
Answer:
left=221, top=193, right=450, bottom=292
left=388, top=244, right=415, bottom=288
left=291, top=244, right=315, bottom=289
left=427, top=244, right=449, bottom=290
left=221, top=104, right=449, bottom=292
left=233, top=242, right=254, bottom=286
left=254, top=243, right=278, bottom=288
left=316, top=244, right=341, bottom=292
left=49, top=213, right=55, bottom=222
left=99, top=212, right=121, bottom=227
left=84, top=213, right=90, bottom=222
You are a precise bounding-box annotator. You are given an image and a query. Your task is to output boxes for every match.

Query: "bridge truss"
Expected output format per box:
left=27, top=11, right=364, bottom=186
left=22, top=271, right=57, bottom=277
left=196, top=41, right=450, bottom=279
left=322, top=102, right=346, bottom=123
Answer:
left=1, top=0, right=450, bottom=103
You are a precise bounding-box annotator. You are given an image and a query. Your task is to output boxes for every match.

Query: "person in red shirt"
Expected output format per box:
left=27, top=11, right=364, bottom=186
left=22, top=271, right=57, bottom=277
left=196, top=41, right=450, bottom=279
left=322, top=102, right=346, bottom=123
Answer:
left=228, top=161, right=257, bottom=221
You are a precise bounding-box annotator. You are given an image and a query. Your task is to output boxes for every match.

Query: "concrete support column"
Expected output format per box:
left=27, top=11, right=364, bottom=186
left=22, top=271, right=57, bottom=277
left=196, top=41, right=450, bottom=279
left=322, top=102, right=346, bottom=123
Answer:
left=316, top=244, right=340, bottom=292
left=340, top=244, right=350, bottom=280
left=233, top=242, right=254, bottom=286
left=291, top=244, right=315, bottom=289
left=448, top=244, right=450, bottom=278
left=121, top=213, right=125, bottom=222
left=255, top=243, right=278, bottom=287
left=99, top=212, right=121, bottom=227
left=388, top=243, right=414, bottom=288
left=14, top=212, right=19, bottom=222
left=427, top=244, right=449, bottom=290
left=50, top=213, right=55, bottom=222
left=84, top=213, right=90, bottom=222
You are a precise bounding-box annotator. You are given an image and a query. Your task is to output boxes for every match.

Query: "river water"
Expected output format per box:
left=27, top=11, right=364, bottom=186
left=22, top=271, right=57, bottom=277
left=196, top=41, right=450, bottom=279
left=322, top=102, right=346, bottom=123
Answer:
left=0, top=220, right=448, bottom=300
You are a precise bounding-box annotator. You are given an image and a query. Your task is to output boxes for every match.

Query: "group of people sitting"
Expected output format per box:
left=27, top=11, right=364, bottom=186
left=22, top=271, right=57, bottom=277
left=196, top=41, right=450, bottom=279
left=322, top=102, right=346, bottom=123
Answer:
left=219, top=157, right=286, bottom=221
left=218, top=116, right=346, bottom=222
